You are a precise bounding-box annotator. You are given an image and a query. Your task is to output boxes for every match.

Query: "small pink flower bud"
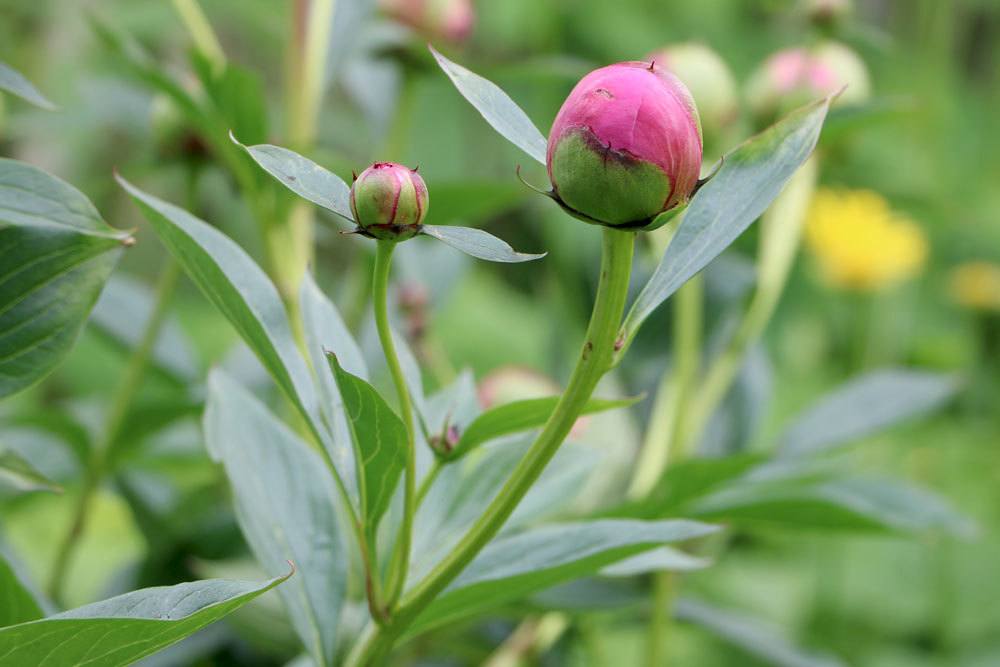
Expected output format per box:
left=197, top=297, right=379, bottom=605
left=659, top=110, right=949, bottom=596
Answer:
left=350, top=162, right=429, bottom=241
left=546, top=61, right=703, bottom=226
left=380, top=0, right=474, bottom=44
left=746, top=41, right=870, bottom=120
left=648, top=42, right=739, bottom=144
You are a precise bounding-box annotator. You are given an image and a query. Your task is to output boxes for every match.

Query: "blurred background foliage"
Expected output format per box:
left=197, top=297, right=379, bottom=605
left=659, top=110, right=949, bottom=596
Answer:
left=1, top=0, right=998, bottom=665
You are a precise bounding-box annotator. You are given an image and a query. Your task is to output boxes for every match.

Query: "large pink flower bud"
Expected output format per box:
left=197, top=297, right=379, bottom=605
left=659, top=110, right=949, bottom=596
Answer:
left=546, top=62, right=703, bottom=227
left=350, top=162, right=429, bottom=241
left=746, top=41, right=870, bottom=120
left=380, top=0, right=474, bottom=44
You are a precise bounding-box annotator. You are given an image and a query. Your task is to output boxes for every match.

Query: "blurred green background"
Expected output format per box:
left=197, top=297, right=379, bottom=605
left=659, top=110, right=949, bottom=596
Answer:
left=1, top=0, right=998, bottom=665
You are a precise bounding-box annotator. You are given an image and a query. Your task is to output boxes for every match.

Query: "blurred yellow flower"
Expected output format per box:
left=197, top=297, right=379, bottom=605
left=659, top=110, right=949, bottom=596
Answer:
left=805, top=188, right=928, bottom=291
left=950, top=262, right=1000, bottom=312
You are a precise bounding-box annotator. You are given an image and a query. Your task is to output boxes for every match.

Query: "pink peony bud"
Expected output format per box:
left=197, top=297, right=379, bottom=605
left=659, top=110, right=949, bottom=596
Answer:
left=746, top=41, right=870, bottom=120
left=648, top=42, right=739, bottom=144
left=380, top=0, right=474, bottom=44
left=546, top=61, right=703, bottom=226
left=350, top=162, right=429, bottom=241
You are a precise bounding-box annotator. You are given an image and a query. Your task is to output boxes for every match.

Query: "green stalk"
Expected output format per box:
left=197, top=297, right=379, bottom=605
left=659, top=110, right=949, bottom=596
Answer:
left=628, top=275, right=703, bottom=498
left=347, top=227, right=636, bottom=665
left=171, top=0, right=227, bottom=74
left=48, top=259, right=181, bottom=601
left=374, top=241, right=418, bottom=608
left=645, top=572, right=675, bottom=667
left=682, top=156, right=819, bottom=449
left=415, top=460, right=442, bottom=507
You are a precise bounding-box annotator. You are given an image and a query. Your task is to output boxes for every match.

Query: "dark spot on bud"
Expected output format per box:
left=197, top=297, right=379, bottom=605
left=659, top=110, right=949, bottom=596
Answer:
left=647, top=60, right=656, bottom=72
left=594, top=88, right=614, bottom=99
left=352, top=170, right=358, bottom=182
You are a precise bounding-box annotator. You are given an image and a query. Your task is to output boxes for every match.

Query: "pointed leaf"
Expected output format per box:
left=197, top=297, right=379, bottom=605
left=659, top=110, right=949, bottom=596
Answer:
left=0, top=159, right=128, bottom=397
left=0, top=449, right=61, bottom=496
left=620, top=96, right=833, bottom=352
left=779, top=369, right=960, bottom=458
left=600, top=546, right=711, bottom=577
left=430, top=47, right=548, bottom=165
left=676, top=598, right=845, bottom=667
left=410, top=519, right=719, bottom=634
left=449, top=395, right=642, bottom=460
left=115, top=175, right=321, bottom=437
left=231, top=134, right=353, bottom=222
left=326, top=353, right=407, bottom=543
left=300, top=273, right=366, bottom=505
left=421, top=224, right=544, bottom=263
left=0, top=61, right=55, bottom=110
left=0, top=574, right=288, bottom=667
left=0, top=551, right=44, bottom=626
left=205, top=371, right=346, bottom=666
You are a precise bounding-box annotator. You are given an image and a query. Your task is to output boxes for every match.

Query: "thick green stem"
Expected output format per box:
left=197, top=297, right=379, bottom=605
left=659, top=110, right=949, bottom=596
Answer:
left=171, top=0, right=226, bottom=74
left=374, top=241, right=418, bottom=608
left=347, top=228, right=635, bottom=666
left=48, top=259, right=181, bottom=601
left=628, top=275, right=703, bottom=498
left=646, top=572, right=675, bottom=667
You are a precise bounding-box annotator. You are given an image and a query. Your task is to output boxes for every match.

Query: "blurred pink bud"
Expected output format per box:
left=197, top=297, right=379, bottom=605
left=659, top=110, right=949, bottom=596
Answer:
left=380, top=0, right=475, bottom=44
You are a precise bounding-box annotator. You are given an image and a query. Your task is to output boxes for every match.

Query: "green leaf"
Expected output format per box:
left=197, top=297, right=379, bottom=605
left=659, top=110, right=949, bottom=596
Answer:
left=326, top=353, right=407, bottom=544
left=300, top=273, right=366, bottom=505
left=0, top=449, right=61, bottom=496
left=448, top=395, right=642, bottom=461
left=430, top=46, right=548, bottom=165
left=611, top=454, right=766, bottom=519
left=0, top=61, right=55, bottom=110
left=0, top=574, right=288, bottom=667
left=676, top=598, right=845, bottom=667
left=620, top=96, right=833, bottom=352
left=410, top=519, right=719, bottom=634
left=690, top=473, right=976, bottom=537
left=90, top=274, right=199, bottom=383
left=600, top=546, right=711, bottom=576
left=115, top=175, right=320, bottom=436
left=0, top=550, right=44, bottom=626
left=778, top=369, right=960, bottom=458
left=204, top=371, right=346, bottom=667
left=0, top=159, right=128, bottom=398
left=231, top=134, right=353, bottom=222
left=194, top=57, right=269, bottom=146
left=420, top=225, right=545, bottom=264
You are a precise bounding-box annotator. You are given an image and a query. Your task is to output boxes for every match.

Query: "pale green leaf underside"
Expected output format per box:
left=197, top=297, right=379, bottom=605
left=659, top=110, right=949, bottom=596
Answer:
left=621, top=96, right=833, bottom=350
left=410, top=519, right=719, bottom=634
left=778, top=368, right=960, bottom=457
left=0, top=449, right=61, bottom=495
left=230, top=133, right=354, bottom=222
left=0, top=61, right=55, bottom=110
left=0, top=574, right=287, bottom=667
left=430, top=47, right=548, bottom=165
left=205, top=371, right=345, bottom=667
left=421, top=225, right=545, bottom=263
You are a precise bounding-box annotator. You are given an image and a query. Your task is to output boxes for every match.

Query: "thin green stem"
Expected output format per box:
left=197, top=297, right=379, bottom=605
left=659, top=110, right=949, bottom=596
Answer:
left=48, top=259, right=181, bottom=601
left=171, top=0, right=227, bottom=74
left=415, top=460, right=442, bottom=508
left=347, top=227, right=635, bottom=666
left=646, top=572, right=675, bottom=667
left=373, top=241, right=418, bottom=609
left=628, top=275, right=703, bottom=498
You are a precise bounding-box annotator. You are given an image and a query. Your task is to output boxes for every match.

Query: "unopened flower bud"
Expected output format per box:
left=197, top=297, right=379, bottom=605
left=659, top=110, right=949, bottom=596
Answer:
left=546, top=61, right=703, bottom=227
left=349, top=162, right=429, bottom=241
left=648, top=43, right=738, bottom=142
left=380, top=0, right=474, bottom=44
left=802, top=0, right=853, bottom=28
left=746, top=41, right=870, bottom=121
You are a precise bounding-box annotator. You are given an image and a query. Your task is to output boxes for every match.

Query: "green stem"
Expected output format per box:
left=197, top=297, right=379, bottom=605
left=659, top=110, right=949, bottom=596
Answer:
left=646, top=572, right=675, bottom=667
left=682, top=155, right=819, bottom=449
left=347, top=227, right=635, bottom=666
left=628, top=275, right=703, bottom=498
left=48, top=259, right=181, bottom=601
left=415, top=460, right=442, bottom=508
left=171, top=0, right=227, bottom=73
left=374, top=241, right=418, bottom=609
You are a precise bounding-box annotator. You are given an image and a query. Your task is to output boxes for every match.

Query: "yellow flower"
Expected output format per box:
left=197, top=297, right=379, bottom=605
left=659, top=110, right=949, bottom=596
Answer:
left=949, top=262, right=1000, bottom=312
left=805, top=188, right=928, bottom=291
